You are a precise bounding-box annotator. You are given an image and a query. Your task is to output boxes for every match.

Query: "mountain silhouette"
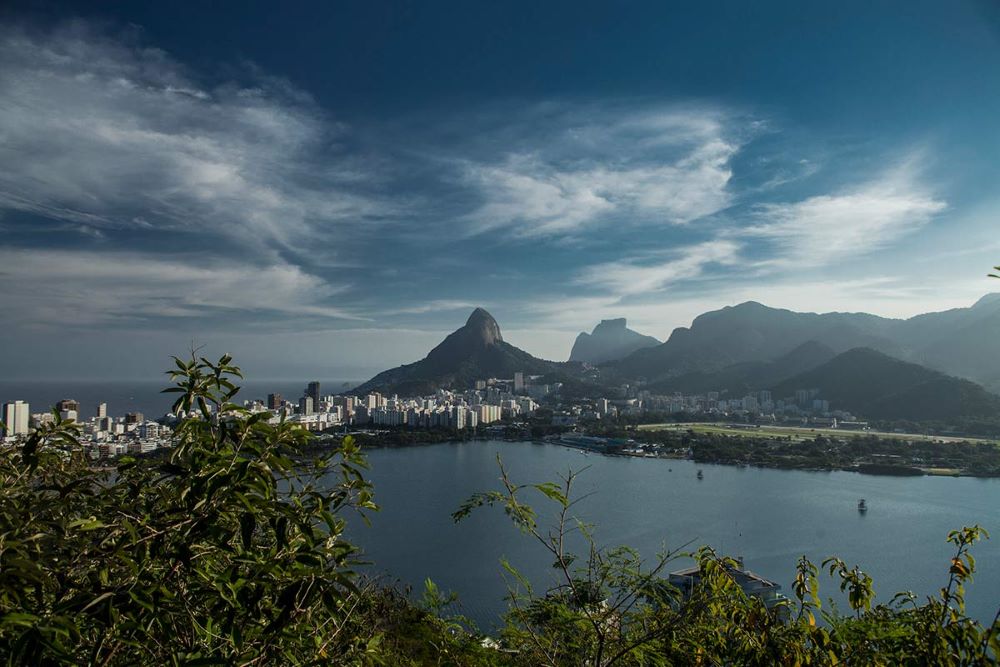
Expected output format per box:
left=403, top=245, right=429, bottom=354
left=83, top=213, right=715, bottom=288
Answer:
left=607, top=295, right=1000, bottom=391
left=351, top=308, right=562, bottom=395
left=569, top=318, right=660, bottom=364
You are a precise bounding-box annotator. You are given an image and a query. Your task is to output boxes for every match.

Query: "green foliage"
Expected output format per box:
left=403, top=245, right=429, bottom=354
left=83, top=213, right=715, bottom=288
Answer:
left=681, top=429, right=1000, bottom=475
left=457, top=458, right=1000, bottom=665
left=0, top=354, right=381, bottom=664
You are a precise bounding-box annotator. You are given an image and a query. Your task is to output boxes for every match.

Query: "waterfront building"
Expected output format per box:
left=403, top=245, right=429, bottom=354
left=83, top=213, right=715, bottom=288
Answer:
left=475, top=404, right=502, bottom=424
left=451, top=406, right=467, bottom=430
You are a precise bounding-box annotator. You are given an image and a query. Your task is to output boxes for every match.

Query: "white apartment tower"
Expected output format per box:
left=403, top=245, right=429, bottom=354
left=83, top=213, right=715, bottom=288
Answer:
left=2, top=401, right=30, bottom=437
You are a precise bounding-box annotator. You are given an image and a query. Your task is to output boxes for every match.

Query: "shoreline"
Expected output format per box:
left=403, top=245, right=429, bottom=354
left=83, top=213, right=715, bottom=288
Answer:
left=339, top=435, right=1000, bottom=479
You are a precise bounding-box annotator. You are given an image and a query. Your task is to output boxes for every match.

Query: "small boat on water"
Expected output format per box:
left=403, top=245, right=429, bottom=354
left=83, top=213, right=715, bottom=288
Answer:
left=696, top=469, right=704, bottom=480
left=858, top=499, right=868, bottom=513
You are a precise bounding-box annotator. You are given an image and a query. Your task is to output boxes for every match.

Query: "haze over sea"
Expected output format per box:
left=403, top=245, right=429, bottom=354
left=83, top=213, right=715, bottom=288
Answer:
left=0, top=380, right=363, bottom=421
left=345, top=441, right=1000, bottom=629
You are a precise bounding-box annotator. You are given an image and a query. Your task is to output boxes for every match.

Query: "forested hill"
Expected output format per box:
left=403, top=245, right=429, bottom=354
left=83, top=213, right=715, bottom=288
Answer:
left=771, top=347, right=1000, bottom=421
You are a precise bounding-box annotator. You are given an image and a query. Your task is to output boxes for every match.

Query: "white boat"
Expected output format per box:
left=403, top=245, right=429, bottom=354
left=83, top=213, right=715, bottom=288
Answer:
left=858, top=499, right=867, bottom=512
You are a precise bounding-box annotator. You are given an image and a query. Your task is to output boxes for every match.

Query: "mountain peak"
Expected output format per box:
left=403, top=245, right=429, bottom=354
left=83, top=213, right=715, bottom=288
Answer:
left=351, top=307, right=556, bottom=394
left=569, top=317, right=660, bottom=364
left=464, top=307, right=502, bottom=345
left=594, top=318, right=628, bottom=331
left=972, top=293, right=1000, bottom=309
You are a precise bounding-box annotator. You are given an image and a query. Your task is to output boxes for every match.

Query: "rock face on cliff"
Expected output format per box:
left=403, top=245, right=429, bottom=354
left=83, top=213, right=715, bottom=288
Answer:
left=351, top=308, right=562, bottom=395
left=569, top=318, right=660, bottom=364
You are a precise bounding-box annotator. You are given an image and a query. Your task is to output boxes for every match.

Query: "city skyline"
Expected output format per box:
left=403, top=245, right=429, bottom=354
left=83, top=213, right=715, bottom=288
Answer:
left=1, top=1, right=1000, bottom=380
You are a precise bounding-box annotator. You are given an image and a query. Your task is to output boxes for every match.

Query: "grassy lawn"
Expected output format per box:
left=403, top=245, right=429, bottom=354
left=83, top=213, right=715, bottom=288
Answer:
left=636, top=422, right=997, bottom=444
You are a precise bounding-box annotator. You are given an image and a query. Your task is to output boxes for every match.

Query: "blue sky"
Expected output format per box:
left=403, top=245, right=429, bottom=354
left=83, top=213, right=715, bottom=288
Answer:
left=1, top=1, right=999, bottom=380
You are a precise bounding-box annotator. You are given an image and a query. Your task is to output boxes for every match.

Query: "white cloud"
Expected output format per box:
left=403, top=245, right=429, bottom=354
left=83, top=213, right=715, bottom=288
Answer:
left=0, top=248, right=363, bottom=327
left=742, top=160, right=946, bottom=267
left=575, top=240, right=741, bottom=296
left=460, top=108, right=740, bottom=238
left=391, top=300, right=480, bottom=315
left=0, top=23, right=383, bottom=255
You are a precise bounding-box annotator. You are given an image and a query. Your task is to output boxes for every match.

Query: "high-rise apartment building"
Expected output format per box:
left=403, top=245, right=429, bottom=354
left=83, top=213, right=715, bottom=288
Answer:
left=306, top=381, right=321, bottom=412
left=366, top=393, right=383, bottom=410
left=56, top=399, right=80, bottom=422
left=2, top=401, right=30, bottom=436
left=96, top=402, right=107, bottom=419
left=267, top=393, right=283, bottom=410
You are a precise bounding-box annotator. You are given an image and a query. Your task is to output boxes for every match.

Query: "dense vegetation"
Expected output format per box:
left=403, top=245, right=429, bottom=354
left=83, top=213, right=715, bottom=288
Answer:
left=583, top=422, right=1000, bottom=475
left=0, top=354, right=997, bottom=664
left=684, top=432, right=1000, bottom=475
left=769, top=348, right=1000, bottom=422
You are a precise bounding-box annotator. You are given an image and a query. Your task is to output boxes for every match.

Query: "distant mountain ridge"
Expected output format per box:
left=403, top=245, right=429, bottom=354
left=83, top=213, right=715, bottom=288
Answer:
left=770, top=347, right=1000, bottom=422
left=569, top=318, right=660, bottom=364
left=351, top=308, right=564, bottom=395
left=607, top=295, right=1000, bottom=392
left=646, top=340, right=837, bottom=395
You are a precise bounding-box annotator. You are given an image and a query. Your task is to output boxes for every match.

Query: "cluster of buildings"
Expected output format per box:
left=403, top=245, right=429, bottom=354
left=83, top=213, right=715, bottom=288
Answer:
left=246, top=374, right=549, bottom=433
left=2, top=398, right=173, bottom=458
left=2, top=372, right=861, bottom=458
left=630, top=388, right=844, bottom=419
left=550, top=387, right=858, bottom=427
left=246, top=378, right=855, bottom=434
left=1, top=372, right=552, bottom=461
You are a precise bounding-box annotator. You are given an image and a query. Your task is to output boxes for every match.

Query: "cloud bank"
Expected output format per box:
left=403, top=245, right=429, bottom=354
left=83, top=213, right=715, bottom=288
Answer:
left=460, top=109, right=741, bottom=237
left=0, top=22, right=382, bottom=256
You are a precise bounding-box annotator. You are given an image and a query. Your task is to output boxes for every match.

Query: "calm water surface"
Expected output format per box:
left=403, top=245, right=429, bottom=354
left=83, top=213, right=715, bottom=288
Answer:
left=345, top=440, right=1000, bottom=628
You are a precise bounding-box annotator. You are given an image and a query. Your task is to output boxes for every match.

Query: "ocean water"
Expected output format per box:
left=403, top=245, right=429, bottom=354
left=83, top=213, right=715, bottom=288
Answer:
left=0, top=379, right=362, bottom=420
left=343, top=440, right=1000, bottom=629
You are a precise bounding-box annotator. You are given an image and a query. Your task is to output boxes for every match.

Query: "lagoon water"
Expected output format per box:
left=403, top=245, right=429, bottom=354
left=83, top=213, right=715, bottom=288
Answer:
left=346, top=440, right=1000, bottom=628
